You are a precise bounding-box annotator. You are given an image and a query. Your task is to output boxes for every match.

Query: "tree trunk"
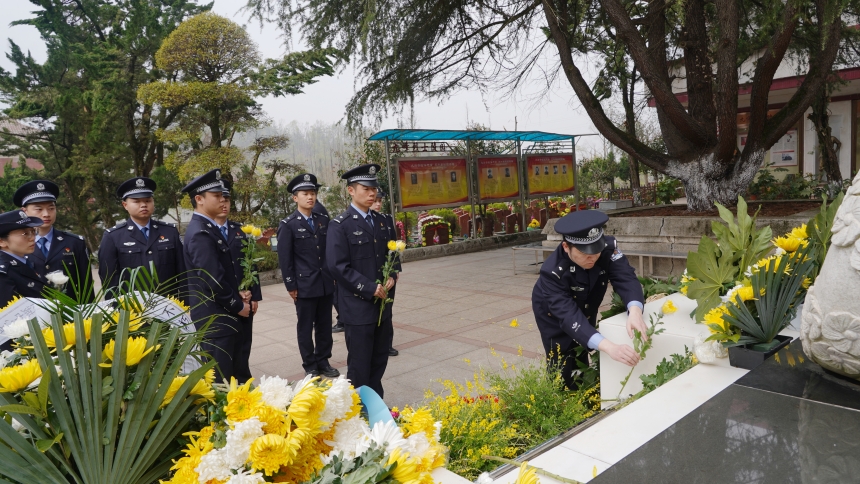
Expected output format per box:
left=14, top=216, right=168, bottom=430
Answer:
left=669, top=150, right=764, bottom=211
left=808, top=91, right=842, bottom=189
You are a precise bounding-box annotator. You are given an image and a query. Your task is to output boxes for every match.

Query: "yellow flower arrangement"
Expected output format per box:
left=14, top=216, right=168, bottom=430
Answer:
left=249, top=434, right=296, bottom=476
left=160, top=369, right=216, bottom=408
left=661, top=300, right=677, bottom=314
left=287, top=381, right=327, bottom=431
left=100, top=336, right=159, bottom=367
left=528, top=219, right=540, bottom=229
left=42, top=319, right=108, bottom=351
left=225, top=377, right=263, bottom=422
left=0, top=358, right=42, bottom=393
left=241, top=224, right=263, bottom=238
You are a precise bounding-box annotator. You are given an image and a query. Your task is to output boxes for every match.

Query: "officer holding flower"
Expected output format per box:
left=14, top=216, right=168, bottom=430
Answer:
left=532, top=210, right=646, bottom=389
left=278, top=173, right=339, bottom=378
left=0, top=210, right=48, bottom=351
left=98, top=177, right=186, bottom=297
left=326, top=164, right=400, bottom=397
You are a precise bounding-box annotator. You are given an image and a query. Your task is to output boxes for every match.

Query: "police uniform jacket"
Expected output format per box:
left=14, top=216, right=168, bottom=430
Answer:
left=30, top=229, right=94, bottom=303
left=0, top=251, right=47, bottom=306
left=532, top=236, right=643, bottom=351
left=225, top=220, right=262, bottom=302
left=98, top=219, right=186, bottom=294
left=277, top=210, right=333, bottom=299
left=183, top=213, right=245, bottom=338
left=326, top=205, right=400, bottom=325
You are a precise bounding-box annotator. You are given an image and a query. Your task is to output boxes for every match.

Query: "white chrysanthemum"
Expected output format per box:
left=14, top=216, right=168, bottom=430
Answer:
left=292, top=373, right=316, bottom=393
left=476, top=472, right=494, bottom=484
left=3, top=319, right=29, bottom=339
left=320, top=376, right=353, bottom=430
left=324, top=415, right=371, bottom=461
left=433, top=421, right=442, bottom=442
left=774, top=247, right=786, bottom=256
left=405, top=432, right=431, bottom=458
left=724, top=284, right=743, bottom=304
left=226, top=469, right=266, bottom=484
left=258, top=375, right=293, bottom=409
left=195, top=449, right=233, bottom=483
left=366, top=420, right=407, bottom=452
left=222, top=417, right=265, bottom=468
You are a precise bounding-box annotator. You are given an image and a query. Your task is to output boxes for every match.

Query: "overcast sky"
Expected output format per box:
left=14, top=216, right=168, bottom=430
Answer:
left=2, top=0, right=606, bottom=153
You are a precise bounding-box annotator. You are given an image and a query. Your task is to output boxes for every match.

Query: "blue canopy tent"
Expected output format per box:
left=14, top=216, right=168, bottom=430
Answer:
left=367, top=129, right=591, bottom=238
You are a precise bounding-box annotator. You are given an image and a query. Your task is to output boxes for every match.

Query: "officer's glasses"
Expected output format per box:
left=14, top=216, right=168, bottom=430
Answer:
left=8, top=229, right=37, bottom=239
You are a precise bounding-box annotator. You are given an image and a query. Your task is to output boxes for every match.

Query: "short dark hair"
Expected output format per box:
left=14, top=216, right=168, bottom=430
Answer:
left=189, top=195, right=198, bottom=209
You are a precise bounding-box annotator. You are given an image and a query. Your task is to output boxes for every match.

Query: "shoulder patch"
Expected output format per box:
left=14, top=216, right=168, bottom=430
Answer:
left=331, top=218, right=342, bottom=224
left=115, top=220, right=128, bottom=228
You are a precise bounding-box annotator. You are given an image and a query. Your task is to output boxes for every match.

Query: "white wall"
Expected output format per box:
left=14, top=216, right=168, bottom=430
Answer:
left=802, top=99, right=853, bottom=178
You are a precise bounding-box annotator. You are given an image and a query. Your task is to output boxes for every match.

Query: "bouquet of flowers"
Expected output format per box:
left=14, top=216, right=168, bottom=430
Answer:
left=239, top=224, right=264, bottom=291
left=162, top=375, right=447, bottom=484
left=375, top=240, right=406, bottom=326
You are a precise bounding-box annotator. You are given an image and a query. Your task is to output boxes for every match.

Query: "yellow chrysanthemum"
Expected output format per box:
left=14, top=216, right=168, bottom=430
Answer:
left=108, top=311, right=144, bottom=331
left=0, top=295, right=21, bottom=314
left=388, top=240, right=397, bottom=250
left=510, top=319, right=519, bottom=328
left=42, top=321, right=88, bottom=351
left=791, top=224, right=808, bottom=240
left=249, top=434, right=295, bottom=476
left=241, top=225, right=254, bottom=235
left=161, top=374, right=216, bottom=408
left=402, top=407, right=437, bottom=439
left=100, top=336, right=159, bottom=367
left=735, top=285, right=763, bottom=303
left=395, top=240, right=407, bottom=252
left=513, top=461, right=539, bottom=484
left=680, top=285, right=689, bottom=295
left=345, top=388, right=362, bottom=420
left=661, top=300, right=677, bottom=314
left=287, top=382, right=327, bottom=431
left=773, top=235, right=805, bottom=253
left=802, top=276, right=813, bottom=289
left=166, top=295, right=191, bottom=312
left=225, top=377, right=262, bottom=422
left=703, top=305, right=731, bottom=332
left=0, top=358, right=42, bottom=393
left=257, top=403, right=289, bottom=436
left=387, top=448, right=423, bottom=484
left=252, top=227, right=262, bottom=238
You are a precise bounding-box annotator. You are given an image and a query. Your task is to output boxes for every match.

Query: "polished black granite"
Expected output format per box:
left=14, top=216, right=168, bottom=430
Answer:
left=733, top=339, right=860, bottom=412
left=591, top=384, right=860, bottom=483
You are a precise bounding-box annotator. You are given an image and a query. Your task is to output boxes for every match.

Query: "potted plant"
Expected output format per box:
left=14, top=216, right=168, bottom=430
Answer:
left=711, top=246, right=815, bottom=369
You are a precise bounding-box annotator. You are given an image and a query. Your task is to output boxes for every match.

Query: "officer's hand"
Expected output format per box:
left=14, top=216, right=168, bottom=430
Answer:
left=238, top=303, right=251, bottom=317
left=598, top=339, right=640, bottom=367
left=250, top=301, right=258, bottom=314
left=240, top=290, right=252, bottom=303
left=374, top=284, right=387, bottom=299
left=384, top=277, right=395, bottom=291
left=626, top=305, right=647, bottom=341
left=288, top=290, right=298, bottom=301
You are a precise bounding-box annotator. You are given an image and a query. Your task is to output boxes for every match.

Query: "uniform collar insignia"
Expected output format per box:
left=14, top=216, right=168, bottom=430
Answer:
left=56, top=236, right=63, bottom=241
left=123, top=242, right=135, bottom=246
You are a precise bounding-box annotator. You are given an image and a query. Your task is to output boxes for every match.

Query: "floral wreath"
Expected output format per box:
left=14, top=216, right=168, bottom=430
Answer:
left=420, top=220, right=453, bottom=247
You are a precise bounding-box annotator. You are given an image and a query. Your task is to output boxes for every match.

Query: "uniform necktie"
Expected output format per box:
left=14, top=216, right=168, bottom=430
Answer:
left=307, top=216, right=315, bottom=233
left=26, top=258, right=34, bottom=270
left=37, top=238, right=48, bottom=258
left=141, top=227, right=149, bottom=241
left=220, top=225, right=228, bottom=241
left=365, top=214, right=373, bottom=228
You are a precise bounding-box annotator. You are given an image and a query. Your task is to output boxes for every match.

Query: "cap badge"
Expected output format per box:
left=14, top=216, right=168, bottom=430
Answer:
left=303, top=174, right=310, bottom=181
left=368, top=166, right=377, bottom=175
left=215, top=170, right=221, bottom=180
left=18, top=211, right=26, bottom=220
left=136, top=178, right=145, bottom=187
left=588, top=228, right=600, bottom=238
left=36, top=183, right=45, bottom=190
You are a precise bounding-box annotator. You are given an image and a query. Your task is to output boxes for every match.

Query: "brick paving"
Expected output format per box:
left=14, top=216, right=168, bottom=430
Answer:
left=246, top=246, right=614, bottom=408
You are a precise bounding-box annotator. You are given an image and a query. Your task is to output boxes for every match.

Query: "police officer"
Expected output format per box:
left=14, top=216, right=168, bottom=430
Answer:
left=0, top=210, right=47, bottom=351
left=326, top=164, right=400, bottom=397
left=278, top=173, right=339, bottom=378
left=532, top=210, right=646, bottom=389
left=98, top=177, right=186, bottom=297
left=14, top=180, right=94, bottom=303
left=181, top=169, right=250, bottom=382
left=370, top=190, right=399, bottom=357
left=218, top=179, right=262, bottom=384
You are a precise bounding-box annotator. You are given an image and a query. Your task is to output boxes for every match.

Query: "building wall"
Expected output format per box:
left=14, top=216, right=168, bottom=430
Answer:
left=801, top=99, right=854, bottom=180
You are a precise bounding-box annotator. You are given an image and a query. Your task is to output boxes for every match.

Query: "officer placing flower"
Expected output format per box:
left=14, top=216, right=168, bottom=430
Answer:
left=532, top=210, right=646, bottom=389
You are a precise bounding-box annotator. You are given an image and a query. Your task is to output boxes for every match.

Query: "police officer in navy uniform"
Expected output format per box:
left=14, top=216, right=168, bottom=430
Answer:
left=326, top=164, right=400, bottom=397
left=218, top=179, right=262, bottom=384
left=278, top=173, right=339, bottom=378
left=14, top=180, right=94, bottom=303
left=98, top=177, right=186, bottom=297
left=181, top=169, right=250, bottom=383
left=370, top=190, right=399, bottom=357
left=0, top=210, right=47, bottom=351
left=532, top=210, right=646, bottom=389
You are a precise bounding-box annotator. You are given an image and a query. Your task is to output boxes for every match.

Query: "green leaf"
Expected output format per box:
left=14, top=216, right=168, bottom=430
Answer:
left=21, top=392, right=40, bottom=412
left=37, top=368, right=51, bottom=412
left=35, top=432, right=63, bottom=453
left=686, top=236, right=736, bottom=322
left=0, top=404, right=42, bottom=417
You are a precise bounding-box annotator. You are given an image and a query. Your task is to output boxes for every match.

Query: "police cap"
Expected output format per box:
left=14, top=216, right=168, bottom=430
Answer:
left=555, top=210, right=609, bottom=255
left=13, top=180, right=59, bottom=207
left=0, top=210, right=43, bottom=237
left=341, top=164, right=380, bottom=187
left=181, top=169, right=226, bottom=196
left=287, top=173, right=321, bottom=193
left=117, top=177, right=156, bottom=200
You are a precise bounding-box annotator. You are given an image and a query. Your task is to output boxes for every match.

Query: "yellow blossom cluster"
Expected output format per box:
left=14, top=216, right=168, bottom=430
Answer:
left=241, top=224, right=263, bottom=238
left=387, top=240, right=407, bottom=252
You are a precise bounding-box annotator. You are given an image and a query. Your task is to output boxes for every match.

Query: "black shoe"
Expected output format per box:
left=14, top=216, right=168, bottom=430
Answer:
left=389, top=347, right=399, bottom=357
left=332, top=323, right=345, bottom=333
left=305, top=370, right=320, bottom=377
left=319, top=366, right=340, bottom=378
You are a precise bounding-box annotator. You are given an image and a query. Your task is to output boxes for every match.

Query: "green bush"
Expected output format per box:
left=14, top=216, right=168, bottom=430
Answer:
left=428, top=208, right=459, bottom=236
left=748, top=164, right=813, bottom=200
left=655, top=177, right=682, bottom=205
left=256, top=248, right=280, bottom=272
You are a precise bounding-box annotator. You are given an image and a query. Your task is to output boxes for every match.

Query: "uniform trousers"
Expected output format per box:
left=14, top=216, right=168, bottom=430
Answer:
left=233, top=316, right=254, bottom=383
left=295, top=294, right=334, bottom=372
left=344, top=318, right=393, bottom=398
left=201, top=333, right=240, bottom=383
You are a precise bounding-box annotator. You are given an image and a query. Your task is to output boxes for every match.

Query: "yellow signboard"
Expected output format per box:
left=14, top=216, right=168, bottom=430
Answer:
left=477, top=155, right=520, bottom=201
left=526, top=154, right=575, bottom=196
left=397, top=157, right=469, bottom=209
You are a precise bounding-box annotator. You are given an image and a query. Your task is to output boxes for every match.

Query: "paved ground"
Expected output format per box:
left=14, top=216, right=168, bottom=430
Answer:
left=247, top=246, right=605, bottom=408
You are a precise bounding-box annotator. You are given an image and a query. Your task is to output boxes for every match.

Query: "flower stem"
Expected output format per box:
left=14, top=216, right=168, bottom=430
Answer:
left=481, top=455, right=583, bottom=484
